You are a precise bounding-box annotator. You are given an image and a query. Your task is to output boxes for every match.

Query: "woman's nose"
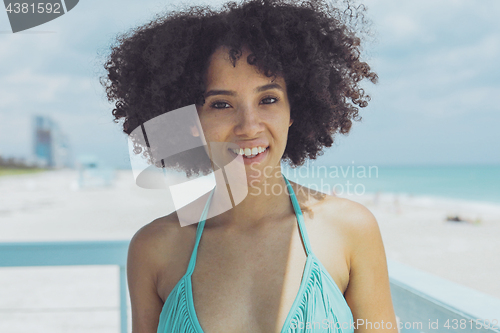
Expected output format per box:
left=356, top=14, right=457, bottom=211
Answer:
left=233, top=105, right=264, bottom=137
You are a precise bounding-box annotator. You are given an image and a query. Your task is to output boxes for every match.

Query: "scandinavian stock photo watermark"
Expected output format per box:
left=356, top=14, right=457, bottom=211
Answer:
left=290, top=318, right=500, bottom=331
left=250, top=161, right=379, bottom=197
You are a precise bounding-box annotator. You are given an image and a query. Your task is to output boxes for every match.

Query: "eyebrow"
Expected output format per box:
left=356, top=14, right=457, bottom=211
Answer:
left=204, top=83, right=284, bottom=98
left=256, top=83, right=284, bottom=93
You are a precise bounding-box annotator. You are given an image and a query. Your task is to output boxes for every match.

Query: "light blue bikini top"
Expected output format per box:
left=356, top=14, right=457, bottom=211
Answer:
left=157, top=175, right=354, bottom=332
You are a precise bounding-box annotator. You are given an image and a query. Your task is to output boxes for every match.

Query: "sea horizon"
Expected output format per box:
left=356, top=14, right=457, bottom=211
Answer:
left=282, top=163, right=500, bottom=205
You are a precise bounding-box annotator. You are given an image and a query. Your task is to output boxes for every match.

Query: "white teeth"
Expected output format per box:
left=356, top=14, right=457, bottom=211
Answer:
left=230, top=146, right=268, bottom=157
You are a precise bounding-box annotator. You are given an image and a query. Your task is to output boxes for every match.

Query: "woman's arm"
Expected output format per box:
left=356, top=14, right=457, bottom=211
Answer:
left=343, top=202, right=398, bottom=332
left=127, top=223, right=165, bottom=333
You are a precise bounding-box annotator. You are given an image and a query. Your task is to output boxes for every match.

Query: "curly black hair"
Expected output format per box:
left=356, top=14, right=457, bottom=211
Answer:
left=101, top=0, right=377, bottom=174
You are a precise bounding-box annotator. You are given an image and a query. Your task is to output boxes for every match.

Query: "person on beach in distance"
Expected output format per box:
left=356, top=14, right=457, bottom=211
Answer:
left=101, top=0, right=397, bottom=332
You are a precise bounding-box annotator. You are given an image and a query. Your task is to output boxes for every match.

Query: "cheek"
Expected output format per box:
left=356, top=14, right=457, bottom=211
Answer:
left=199, top=117, right=226, bottom=142
left=276, top=114, right=292, bottom=134
left=206, top=130, right=222, bottom=142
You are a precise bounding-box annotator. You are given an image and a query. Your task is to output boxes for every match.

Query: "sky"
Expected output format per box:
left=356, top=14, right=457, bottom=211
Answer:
left=0, top=0, right=499, bottom=169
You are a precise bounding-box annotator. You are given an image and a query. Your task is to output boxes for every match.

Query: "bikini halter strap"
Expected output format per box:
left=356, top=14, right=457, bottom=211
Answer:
left=185, top=187, right=214, bottom=276
left=283, top=175, right=312, bottom=256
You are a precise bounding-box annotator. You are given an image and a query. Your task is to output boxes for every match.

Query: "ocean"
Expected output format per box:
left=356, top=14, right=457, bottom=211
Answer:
left=282, top=164, right=500, bottom=205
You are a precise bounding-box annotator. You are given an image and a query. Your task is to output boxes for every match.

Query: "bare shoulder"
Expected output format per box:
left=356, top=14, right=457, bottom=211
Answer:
left=127, top=212, right=197, bottom=332
left=129, top=211, right=183, bottom=262
left=319, top=194, right=381, bottom=250
left=324, top=195, right=378, bottom=234
left=288, top=179, right=378, bottom=229
left=128, top=211, right=196, bottom=291
left=288, top=180, right=381, bottom=253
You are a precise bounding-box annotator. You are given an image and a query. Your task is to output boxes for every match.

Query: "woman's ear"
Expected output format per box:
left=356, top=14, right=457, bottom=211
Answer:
left=190, top=125, right=200, bottom=137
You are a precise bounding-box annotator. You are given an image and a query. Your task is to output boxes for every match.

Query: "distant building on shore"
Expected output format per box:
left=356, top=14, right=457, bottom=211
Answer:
left=33, top=116, right=72, bottom=168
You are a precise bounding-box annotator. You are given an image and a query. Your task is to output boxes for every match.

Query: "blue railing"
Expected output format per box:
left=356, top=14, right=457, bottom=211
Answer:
left=0, top=241, right=129, bottom=333
left=1, top=241, right=499, bottom=333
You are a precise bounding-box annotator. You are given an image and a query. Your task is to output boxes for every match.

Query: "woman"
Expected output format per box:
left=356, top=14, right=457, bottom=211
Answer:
left=102, top=0, right=397, bottom=332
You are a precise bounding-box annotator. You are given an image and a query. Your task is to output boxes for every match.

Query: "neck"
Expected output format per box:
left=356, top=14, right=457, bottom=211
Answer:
left=207, top=165, right=294, bottom=231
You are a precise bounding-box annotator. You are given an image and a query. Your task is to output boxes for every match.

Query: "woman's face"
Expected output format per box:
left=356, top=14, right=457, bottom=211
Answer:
left=196, top=46, right=293, bottom=181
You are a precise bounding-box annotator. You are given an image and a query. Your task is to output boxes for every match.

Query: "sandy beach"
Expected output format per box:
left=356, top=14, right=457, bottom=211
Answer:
left=1, top=169, right=499, bottom=332
left=347, top=191, right=500, bottom=299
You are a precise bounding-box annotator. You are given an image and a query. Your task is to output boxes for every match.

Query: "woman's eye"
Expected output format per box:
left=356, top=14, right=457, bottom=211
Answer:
left=211, top=101, right=231, bottom=109
left=261, top=97, right=278, bottom=104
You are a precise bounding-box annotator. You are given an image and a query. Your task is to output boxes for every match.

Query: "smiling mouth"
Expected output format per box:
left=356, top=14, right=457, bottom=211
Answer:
left=228, top=146, right=269, bottom=159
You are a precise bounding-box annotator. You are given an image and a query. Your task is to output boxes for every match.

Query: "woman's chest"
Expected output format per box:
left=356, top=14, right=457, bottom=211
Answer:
left=188, top=222, right=350, bottom=333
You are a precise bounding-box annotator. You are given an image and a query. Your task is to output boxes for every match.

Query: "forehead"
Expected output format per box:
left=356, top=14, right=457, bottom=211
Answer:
left=204, top=46, right=286, bottom=89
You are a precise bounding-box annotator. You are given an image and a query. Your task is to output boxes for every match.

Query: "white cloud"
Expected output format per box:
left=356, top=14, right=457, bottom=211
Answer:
left=0, top=69, right=94, bottom=108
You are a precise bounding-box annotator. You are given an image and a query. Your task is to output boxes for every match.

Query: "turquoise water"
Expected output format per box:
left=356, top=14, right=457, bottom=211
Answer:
left=282, top=164, right=500, bottom=204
